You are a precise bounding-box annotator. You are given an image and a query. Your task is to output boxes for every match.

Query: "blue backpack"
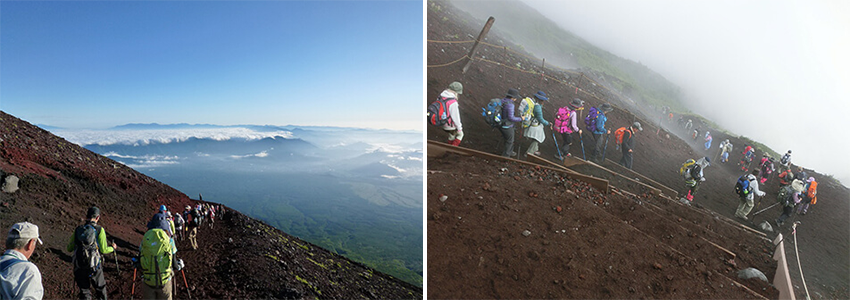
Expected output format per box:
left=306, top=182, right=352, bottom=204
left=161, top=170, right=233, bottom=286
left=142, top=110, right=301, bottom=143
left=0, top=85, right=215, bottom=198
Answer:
left=734, top=175, right=752, bottom=197
left=584, top=107, right=601, bottom=131
left=481, top=99, right=503, bottom=128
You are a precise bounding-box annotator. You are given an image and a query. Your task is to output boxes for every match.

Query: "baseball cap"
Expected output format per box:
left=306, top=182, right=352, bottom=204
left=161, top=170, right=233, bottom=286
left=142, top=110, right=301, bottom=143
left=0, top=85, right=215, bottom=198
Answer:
left=8, top=222, right=43, bottom=245
left=448, top=81, right=463, bottom=94
left=159, top=205, right=167, bottom=212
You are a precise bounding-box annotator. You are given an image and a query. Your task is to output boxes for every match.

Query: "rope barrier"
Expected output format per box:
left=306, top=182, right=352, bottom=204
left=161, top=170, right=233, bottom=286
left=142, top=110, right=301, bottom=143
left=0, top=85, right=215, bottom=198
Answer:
left=426, top=39, right=475, bottom=44
left=792, top=228, right=812, bottom=300
left=427, top=55, right=469, bottom=68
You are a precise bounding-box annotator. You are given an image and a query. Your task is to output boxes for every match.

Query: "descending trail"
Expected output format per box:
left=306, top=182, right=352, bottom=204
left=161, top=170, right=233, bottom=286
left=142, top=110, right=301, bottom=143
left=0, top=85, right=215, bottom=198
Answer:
left=426, top=1, right=849, bottom=298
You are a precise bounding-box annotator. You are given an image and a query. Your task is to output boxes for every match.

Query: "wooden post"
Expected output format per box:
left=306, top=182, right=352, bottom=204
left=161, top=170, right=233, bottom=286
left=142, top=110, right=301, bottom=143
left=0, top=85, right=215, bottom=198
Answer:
left=462, top=16, right=495, bottom=74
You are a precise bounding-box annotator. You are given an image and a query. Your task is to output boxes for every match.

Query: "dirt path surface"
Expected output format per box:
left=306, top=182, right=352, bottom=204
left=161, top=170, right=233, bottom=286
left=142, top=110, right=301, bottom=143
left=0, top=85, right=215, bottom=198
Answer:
left=0, top=110, right=422, bottom=299
left=427, top=1, right=849, bottom=298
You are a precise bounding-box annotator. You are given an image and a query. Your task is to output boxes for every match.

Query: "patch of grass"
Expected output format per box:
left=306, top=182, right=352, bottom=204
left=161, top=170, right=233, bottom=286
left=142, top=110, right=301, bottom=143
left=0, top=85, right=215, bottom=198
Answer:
left=307, top=258, right=326, bottom=269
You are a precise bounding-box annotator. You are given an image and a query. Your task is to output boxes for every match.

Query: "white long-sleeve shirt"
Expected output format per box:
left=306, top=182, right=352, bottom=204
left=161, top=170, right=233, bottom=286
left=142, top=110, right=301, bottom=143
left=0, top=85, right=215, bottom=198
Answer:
left=439, top=90, right=462, bottom=132
left=0, top=250, right=43, bottom=300
left=746, top=174, right=766, bottom=200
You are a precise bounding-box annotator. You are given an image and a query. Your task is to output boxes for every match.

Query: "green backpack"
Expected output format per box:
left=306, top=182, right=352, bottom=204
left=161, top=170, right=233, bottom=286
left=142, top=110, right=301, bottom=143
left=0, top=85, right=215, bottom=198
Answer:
left=140, top=228, right=173, bottom=287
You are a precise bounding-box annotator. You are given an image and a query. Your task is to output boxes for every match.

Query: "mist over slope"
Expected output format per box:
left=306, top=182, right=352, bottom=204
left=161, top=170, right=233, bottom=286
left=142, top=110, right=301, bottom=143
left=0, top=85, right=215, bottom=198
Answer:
left=52, top=123, right=424, bottom=286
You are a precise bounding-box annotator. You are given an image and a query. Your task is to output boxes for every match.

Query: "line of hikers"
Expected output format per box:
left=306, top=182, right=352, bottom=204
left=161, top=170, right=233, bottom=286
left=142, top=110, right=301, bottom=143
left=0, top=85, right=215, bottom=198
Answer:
left=1, top=201, right=225, bottom=300
left=428, top=82, right=643, bottom=169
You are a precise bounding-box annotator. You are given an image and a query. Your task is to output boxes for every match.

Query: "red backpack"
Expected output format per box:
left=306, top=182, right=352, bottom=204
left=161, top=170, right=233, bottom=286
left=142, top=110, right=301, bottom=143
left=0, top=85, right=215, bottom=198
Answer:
left=553, top=107, right=573, bottom=133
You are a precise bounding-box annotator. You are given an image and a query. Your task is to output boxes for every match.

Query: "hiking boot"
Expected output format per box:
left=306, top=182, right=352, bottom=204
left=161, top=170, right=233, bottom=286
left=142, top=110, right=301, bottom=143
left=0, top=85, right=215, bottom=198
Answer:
left=775, top=219, right=784, bottom=226
left=735, top=214, right=748, bottom=220
left=509, top=151, right=518, bottom=157
left=533, top=151, right=541, bottom=156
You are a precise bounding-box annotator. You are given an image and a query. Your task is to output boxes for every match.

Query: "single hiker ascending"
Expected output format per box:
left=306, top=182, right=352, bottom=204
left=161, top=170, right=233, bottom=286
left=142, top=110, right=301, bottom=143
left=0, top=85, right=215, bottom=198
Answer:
left=759, top=156, right=775, bottom=183
left=429, top=81, right=464, bottom=146
left=704, top=131, right=712, bottom=150
left=586, top=103, right=613, bottom=163
left=719, top=139, right=733, bottom=163
left=173, top=211, right=185, bottom=242
left=138, top=215, right=182, bottom=300
left=553, top=98, right=584, bottom=158
left=775, top=179, right=805, bottom=227
left=499, top=88, right=524, bottom=157
left=67, top=206, right=116, bottom=300
left=186, top=205, right=203, bottom=250
left=778, top=167, right=795, bottom=187
left=797, top=177, right=818, bottom=215
left=522, top=91, right=551, bottom=157
left=680, top=157, right=710, bottom=201
left=739, top=145, right=755, bottom=171
left=2, top=222, right=44, bottom=300
left=617, top=122, right=642, bottom=169
left=777, top=150, right=792, bottom=174
left=733, top=170, right=766, bottom=220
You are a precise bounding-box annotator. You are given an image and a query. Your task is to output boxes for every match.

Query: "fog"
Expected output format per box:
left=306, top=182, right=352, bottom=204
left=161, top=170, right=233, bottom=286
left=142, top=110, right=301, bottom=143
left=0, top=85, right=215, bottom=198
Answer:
left=499, top=0, right=849, bottom=185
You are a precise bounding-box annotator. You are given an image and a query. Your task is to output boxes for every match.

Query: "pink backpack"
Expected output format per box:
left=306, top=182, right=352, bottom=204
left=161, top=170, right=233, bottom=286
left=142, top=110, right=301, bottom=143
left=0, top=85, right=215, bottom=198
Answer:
left=553, top=107, right=573, bottom=134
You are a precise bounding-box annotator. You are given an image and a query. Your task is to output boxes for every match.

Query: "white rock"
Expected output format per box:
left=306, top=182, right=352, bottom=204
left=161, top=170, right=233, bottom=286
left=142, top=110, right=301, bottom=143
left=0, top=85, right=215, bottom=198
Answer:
left=2, top=175, right=19, bottom=193
left=522, top=230, right=531, bottom=237
left=439, top=195, right=448, bottom=202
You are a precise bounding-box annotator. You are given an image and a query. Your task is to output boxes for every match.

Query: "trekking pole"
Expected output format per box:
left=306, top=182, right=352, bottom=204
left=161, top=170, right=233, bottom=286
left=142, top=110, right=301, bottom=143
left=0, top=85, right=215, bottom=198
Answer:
left=579, top=133, right=586, bottom=160
left=182, top=269, right=191, bottom=299
left=131, top=266, right=137, bottom=300
left=752, top=201, right=780, bottom=216
left=552, top=131, right=562, bottom=160
left=115, top=251, right=120, bottom=274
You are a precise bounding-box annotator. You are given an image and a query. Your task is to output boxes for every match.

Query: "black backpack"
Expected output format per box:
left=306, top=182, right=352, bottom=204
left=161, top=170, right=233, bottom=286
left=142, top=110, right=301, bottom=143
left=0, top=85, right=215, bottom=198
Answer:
left=190, top=209, right=202, bottom=227
left=73, top=223, right=102, bottom=273
left=689, top=164, right=702, bottom=180
left=777, top=185, right=794, bottom=206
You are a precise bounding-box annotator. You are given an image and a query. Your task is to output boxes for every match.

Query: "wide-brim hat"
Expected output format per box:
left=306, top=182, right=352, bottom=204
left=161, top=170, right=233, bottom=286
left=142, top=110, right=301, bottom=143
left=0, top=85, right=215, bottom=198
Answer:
left=505, top=88, right=520, bottom=99
left=791, top=179, right=805, bottom=192
left=448, top=81, right=463, bottom=94
left=570, top=98, right=584, bottom=109
left=533, top=91, right=549, bottom=101
left=599, top=103, right=613, bottom=112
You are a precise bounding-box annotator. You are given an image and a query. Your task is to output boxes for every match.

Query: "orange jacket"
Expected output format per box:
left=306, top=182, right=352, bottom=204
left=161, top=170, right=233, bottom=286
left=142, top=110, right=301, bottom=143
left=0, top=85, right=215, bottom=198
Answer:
left=807, top=181, right=818, bottom=204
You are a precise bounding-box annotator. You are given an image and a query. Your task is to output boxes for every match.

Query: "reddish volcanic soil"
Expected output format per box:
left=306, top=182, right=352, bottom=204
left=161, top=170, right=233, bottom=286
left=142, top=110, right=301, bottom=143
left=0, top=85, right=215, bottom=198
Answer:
left=427, top=1, right=849, bottom=299
left=0, top=110, right=421, bottom=299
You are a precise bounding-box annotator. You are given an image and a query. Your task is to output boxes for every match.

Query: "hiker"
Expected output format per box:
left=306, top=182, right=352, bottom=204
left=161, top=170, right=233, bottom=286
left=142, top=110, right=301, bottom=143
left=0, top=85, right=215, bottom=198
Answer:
left=522, top=91, right=551, bottom=157
left=148, top=205, right=175, bottom=238
left=759, top=156, right=775, bottom=183
left=67, top=206, right=116, bottom=300
left=684, top=119, right=693, bottom=130
left=692, top=127, right=700, bottom=141
left=208, top=207, right=215, bottom=229
left=1, top=222, right=44, bottom=300
left=618, top=122, right=642, bottom=169
left=739, top=145, right=754, bottom=171
left=778, top=150, right=792, bottom=174
left=719, top=139, right=733, bottom=163
left=681, top=157, right=710, bottom=201
left=778, top=168, right=795, bottom=186
left=587, top=103, right=613, bottom=163
left=499, top=88, right=524, bottom=157
left=439, top=82, right=464, bottom=146
left=797, top=177, right=818, bottom=215
left=776, top=179, right=805, bottom=226
left=793, top=166, right=808, bottom=182
left=733, top=170, right=766, bottom=220
left=704, top=131, right=712, bottom=150
left=173, top=212, right=185, bottom=242
left=139, top=218, right=181, bottom=300
left=186, top=205, right=202, bottom=250
left=553, top=99, right=584, bottom=158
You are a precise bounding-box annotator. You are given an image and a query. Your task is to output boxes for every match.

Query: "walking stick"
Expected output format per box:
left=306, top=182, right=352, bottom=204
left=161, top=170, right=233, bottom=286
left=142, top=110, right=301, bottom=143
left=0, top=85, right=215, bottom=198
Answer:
left=752, top=201, right=780, bottom=216
left=552, top=131, right=562, bottom=160
left=131, top=267, right=136, bottom=300
left=115, top=251, right=120, bottom=274
left=579, top=133, right=586, bottom=160
left=182, top=269, right=191, bottom=299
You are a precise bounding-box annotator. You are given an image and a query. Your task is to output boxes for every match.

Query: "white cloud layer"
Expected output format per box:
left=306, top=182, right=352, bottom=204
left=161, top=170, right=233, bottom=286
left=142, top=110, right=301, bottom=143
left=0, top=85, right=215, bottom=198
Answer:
left=54, top=128, right=293, bottom=146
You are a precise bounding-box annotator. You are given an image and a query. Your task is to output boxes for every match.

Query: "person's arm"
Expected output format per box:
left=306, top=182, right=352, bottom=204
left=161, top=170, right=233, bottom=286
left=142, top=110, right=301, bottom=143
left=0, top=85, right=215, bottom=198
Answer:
left=534, top=105, right=549, bottom=126
left=448, top=101, right=462, bottom=131
left=97, top=227, right=115, bottom=255
left=753, top=180, right=766, bottom=197
left=504, top=101, right=523, bottom=123
left=570, top=112, right=580, bottom=133
left=624, top=131, right=633, bottom=152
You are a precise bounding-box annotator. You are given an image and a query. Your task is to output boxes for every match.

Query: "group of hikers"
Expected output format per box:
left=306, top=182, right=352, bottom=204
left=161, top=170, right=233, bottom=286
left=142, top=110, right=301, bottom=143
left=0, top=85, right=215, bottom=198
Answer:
left=1, top=200, right=225, bottom=300
left=428, top=81, right=643, bottom=169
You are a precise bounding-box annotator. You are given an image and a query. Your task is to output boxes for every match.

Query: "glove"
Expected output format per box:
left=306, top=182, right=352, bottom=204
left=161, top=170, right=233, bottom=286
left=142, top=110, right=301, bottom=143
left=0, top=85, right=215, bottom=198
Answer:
left=174, top=258, right=184, bottom=271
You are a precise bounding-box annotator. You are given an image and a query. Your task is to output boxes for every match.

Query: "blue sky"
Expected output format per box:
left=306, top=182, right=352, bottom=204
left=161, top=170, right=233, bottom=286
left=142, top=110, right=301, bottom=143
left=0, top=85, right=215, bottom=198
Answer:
left=1, top=1, right=423, bottom=131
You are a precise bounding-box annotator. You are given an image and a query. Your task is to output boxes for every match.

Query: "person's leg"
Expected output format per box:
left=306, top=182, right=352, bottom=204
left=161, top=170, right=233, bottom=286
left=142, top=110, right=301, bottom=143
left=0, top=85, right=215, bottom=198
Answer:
left=74, top=269, right=93, bottom=300
left=527, top=140, right=539, bottom=155
left=501, top=127, right=516, bottom=157
left=741, top=196, right=755, bottom=216
left=592, top=133, right=603, bottom=160
left=92, top=267, right=108, bottom=300
left=561, top=132, right=572, bottom=156
left=625, top=151, right=633, bottom=169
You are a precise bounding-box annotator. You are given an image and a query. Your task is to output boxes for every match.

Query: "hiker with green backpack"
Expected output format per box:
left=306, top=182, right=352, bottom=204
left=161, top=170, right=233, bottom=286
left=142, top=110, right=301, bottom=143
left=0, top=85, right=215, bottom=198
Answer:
left=139, top=214, right=182, bottom=300
left=66, top=206, right=116, bottom=300
left=775, top=179, right=806, bottom=227
left=522, top=91, right=552, bottom=157
left=680, top=157, right=710, bottom=201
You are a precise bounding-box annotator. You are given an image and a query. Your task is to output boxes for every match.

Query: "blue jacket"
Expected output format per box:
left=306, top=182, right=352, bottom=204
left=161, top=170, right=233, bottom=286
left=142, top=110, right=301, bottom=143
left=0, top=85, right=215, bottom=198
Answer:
left=501, top=98, right=523, bottom=128
left=593, top=112, right=608, bottom=135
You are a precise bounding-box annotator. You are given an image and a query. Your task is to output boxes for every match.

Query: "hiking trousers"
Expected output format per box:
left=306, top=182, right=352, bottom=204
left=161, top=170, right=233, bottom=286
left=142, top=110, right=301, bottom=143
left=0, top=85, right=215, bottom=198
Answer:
left=141, top=278, right=173, bottom=300
left=74, top=267, right=107, bottom=300
left=777, top=205, right=795, bottom=225
left=620, top=147, right=633, bottom=169
left=526, top=140, right=540, bottom=155
left=499, top=127, right=516, bottom=157
left=558, top=132, right=573, bottom=156
left=188, top=227, right=198, bottom=250
left=735, top=196, right=754, bottom=218
left=591, top=133, right=605, bottom=161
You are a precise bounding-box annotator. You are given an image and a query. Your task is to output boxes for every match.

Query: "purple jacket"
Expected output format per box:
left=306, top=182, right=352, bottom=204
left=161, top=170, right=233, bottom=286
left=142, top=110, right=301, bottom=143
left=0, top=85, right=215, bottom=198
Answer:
left=501, top=98, right=523, bottom=128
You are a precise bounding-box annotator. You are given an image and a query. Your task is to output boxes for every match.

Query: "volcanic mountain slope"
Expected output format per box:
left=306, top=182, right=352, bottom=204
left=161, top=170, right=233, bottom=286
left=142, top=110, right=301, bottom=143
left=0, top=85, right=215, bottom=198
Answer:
left=427, top=1, right=849, bottom=299
left=0, top=110, right=421, bottom=299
